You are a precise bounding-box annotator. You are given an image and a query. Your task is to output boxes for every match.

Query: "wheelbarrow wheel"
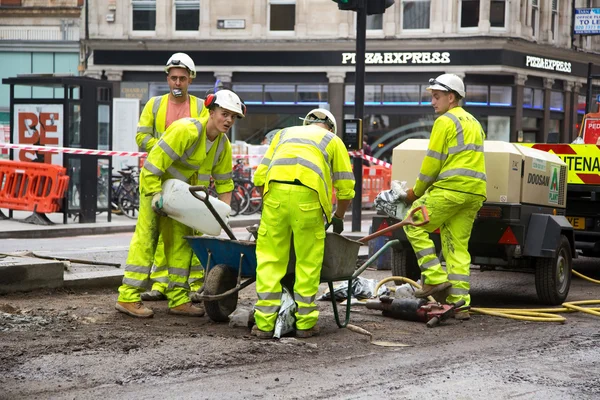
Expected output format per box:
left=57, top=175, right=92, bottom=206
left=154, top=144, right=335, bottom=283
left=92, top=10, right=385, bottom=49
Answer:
left=204, top=264, right=239, bottom=322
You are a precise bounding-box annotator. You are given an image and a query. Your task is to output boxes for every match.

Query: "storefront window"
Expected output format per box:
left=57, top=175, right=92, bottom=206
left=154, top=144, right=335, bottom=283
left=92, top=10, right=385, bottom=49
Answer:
left=132, top=0, right=156, bottom=31
left=465, top=85, right=488, bottom=106
left=550, top=91, right=564, bottom=111
left=297, top=85, right=328, bottom=104
left=533, top=88, right=544, bottom=109
left=483, top=116, right=510, bottom=141
left=148, top=83, right=213, bottom=99
left=232, top=84, right=264, bottom=104
left=578, top=94, right=586, bottom=114
left=522, top=117, right=540, bottom=143
left=174, top=0, right=200, bottom=31
left=460, top=0, right=480, bottom=28
left=383, top=85, right=421, bottom=105
left=523, top=87, right=533, bottom=108
left=490, top=86, right=512, bottom=106
left=269, top=0, right=295, bottom=32
left=403, top=0, right=430, bottom=30
left=365, top=85, right=382, bottom=105
left=264, top=84, right=295, bottom=104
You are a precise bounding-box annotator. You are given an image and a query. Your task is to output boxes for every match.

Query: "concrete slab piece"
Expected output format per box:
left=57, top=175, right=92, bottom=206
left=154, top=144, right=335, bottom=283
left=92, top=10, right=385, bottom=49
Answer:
left=0, top=257, right=65, bottom=294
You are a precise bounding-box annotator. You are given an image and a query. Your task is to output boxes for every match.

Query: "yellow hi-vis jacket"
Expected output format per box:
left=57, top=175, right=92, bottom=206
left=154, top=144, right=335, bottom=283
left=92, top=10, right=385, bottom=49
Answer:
left=140, top=116, right=233, bottom=196
left=136, top=94, right=206, bottom=152
left=414, top=106, right=487, bottom=198
left=253, top=124, right=355, bottom=222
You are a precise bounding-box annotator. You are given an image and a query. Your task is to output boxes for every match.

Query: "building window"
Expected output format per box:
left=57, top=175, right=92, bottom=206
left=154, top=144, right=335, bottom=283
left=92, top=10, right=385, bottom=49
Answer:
left=578, top=94, right=586, bottom=114
left=402, top=0, right=430, bottom=30
left=132, top=0, right=156, bottom=31
left=489, top=86, right=512, bottom=106
left=175, top=0, right=200, bottom=31
left=460, top=0, right=480, bottom=28
left=550, top=91, right=564, bottom=111
left=383, top=85, right=421, bottom=105
left=531, top=0, right=539, bottom=38
left=297, top=85, right=328, bottom=104
left=232, top=85, right=264, bottom=104
left=465, top=85, right=488, bottom=106
left=269, top=0, right=295, bottom=32
left=551, top=0, right=559, bottom=41
left=367, top=14, right=383, bottom=30
left=524, top=87, right=544, bottom=109
left=490, top=0, right=507, bottom=28
left=264, top=84, right=295, bottom=104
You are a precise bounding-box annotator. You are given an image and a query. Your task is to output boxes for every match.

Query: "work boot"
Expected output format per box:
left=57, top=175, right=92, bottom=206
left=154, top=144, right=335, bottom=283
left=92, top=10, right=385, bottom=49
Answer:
left=140, top=290, right=166, bottom=301
left=454, top=306, right=471, bottom=321
left=115, top=301, right=154, bottom=318
left=296, top=325, right=320, bottom=338
left=414, top=281, right=452, bottom=298
left=455, top=311, right=471, bottom=321
left=251, top=325, right=274, bottom=339
left=168, top=302, right=205, bottom=317
left=431, top=286, right=451, bottom=304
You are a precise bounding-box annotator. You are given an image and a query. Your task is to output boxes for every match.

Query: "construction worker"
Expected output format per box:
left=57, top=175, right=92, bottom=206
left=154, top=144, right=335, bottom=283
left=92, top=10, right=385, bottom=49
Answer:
left=136, top=52, right=207, bottom=302
left=403, top=73, right=486, bottom=321
left=115, top=89, right=245, bottom=318
left=252, top=109, right=355, bottom=338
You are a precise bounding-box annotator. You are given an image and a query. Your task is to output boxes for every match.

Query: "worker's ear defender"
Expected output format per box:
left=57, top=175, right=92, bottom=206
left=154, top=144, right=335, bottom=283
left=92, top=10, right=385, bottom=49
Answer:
left=205, top=93, right=216, bottom=109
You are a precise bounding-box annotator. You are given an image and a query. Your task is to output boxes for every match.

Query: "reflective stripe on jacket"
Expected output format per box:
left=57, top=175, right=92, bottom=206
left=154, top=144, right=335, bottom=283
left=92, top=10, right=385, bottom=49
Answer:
left=414, top=106, right=486, bottom=198
left=140, top=116, right=233, bottom=196
left=253, top=124, right=355, bottom=221
left=136, top=94, right=206, bottom=152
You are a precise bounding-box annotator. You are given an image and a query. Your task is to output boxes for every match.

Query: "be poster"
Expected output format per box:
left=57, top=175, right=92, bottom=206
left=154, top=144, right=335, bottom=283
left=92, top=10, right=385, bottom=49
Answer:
left=12, top=104, right=64, bottom=165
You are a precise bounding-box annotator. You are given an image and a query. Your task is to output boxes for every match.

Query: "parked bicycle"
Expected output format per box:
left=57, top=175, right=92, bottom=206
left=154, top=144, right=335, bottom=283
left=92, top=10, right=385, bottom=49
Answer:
left=111, top=165, right=140, bottom=219
left=233, top=159, right=262, bottom=215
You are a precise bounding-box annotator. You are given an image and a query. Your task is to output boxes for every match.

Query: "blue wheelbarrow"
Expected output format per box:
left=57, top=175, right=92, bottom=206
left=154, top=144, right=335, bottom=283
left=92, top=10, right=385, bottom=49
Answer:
left=185, top=186, right=429, bottom=328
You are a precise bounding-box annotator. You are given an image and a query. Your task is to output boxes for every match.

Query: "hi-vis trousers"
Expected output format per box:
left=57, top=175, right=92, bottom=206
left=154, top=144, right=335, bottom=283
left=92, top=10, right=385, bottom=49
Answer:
left=149, top=238, right=204, bottom=294
left=254, top=182, right=326, bottom=331
left=403, top=188, right=483, bottom=307
left=118, top=194, right=196, bottom=308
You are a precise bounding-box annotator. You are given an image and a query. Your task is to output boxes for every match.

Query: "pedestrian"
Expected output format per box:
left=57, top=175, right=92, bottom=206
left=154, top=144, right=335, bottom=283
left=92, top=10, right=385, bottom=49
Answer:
left=251, top=108, right=355, bottom=338
left=136, top=52, right=207, bottom=303
left=115, top=89, right=246, bottom=318
left=403, top=74, right=486, bottom=321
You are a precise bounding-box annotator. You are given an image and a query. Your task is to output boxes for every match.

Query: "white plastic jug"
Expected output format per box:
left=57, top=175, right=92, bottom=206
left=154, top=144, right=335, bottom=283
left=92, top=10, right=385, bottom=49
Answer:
left=161, top=179, right=231, bottom=236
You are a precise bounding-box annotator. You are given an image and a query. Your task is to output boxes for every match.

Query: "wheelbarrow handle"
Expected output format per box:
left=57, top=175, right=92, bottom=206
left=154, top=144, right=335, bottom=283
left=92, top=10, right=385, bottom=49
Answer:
left=188, top=185, right=237, bottom=241
left=358, top=205, right=429, bottom=244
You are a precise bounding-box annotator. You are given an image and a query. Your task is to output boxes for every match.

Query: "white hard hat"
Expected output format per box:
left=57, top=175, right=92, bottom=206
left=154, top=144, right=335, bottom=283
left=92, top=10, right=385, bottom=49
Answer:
left=211, top=89, right=246, bottom=118
left=302, top=108, right=337, bottom=135
left=427, top=73, right=466, bottom=98
left=165, top=52, right=196, bottom=79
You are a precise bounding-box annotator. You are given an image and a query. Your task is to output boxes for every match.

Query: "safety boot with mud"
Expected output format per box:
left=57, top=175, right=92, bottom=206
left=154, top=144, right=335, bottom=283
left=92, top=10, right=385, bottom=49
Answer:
left=296, top=325, right=320, bottom=338
left=115, top=301, right=154, bottom=318
left=414, top=281, right=452, bottom=298
left=168, top=302, right=205, bottom=317
left=454, top=306, right=471, bottom=321
left=251, top=325, right=274, bottom=339
left=190, top=291, right=203, bottom=303
left=140, top=290, right=166, bottom=301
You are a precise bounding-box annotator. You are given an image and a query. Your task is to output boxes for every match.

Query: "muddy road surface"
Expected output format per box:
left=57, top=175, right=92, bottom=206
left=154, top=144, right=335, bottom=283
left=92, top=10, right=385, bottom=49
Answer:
left=1, top=259, right=600, bottom=399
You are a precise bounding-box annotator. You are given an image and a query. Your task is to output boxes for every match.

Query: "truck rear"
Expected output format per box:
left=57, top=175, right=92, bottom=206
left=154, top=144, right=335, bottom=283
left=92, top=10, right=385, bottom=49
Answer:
left=520, top=143, right=600, bottom=257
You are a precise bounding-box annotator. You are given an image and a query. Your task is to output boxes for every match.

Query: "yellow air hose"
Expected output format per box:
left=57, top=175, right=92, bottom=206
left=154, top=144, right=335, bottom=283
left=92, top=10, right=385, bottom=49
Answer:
left=374, top=273, right=600, bottom=323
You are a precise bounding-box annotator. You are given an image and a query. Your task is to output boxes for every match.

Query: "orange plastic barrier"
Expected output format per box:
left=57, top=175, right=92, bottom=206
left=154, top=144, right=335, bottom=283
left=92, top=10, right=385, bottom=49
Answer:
left=0, top=160, right=69, bottom=214
left=331, top=166, right=391, bottom=207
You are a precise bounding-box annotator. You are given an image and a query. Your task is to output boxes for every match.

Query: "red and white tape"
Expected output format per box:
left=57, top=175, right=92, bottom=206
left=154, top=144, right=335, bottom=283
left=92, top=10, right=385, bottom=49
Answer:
left=349, top=150, right=391, bottom=169
left=0, top=142, right=392, bottom=169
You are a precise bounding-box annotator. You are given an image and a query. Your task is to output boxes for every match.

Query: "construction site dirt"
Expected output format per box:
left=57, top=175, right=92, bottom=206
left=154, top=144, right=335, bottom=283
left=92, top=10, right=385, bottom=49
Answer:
left=1, top=260, right=600, bottom=400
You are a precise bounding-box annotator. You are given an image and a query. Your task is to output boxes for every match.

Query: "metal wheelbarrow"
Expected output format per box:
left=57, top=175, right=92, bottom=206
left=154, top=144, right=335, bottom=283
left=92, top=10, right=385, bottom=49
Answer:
left=184, top=185, right=430, bottom=327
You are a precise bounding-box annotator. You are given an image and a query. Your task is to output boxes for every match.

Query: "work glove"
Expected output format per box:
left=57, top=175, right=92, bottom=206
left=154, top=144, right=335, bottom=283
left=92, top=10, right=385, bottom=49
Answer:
left=331, top=214, right=344, bottom=234
left=404, top=188, right=418, bottom=206
left=152, top=192, right=167, bottom=217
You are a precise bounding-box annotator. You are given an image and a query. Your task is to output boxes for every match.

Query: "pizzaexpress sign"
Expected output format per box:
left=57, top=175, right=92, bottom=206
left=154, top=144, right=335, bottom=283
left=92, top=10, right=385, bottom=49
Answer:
left=342, top=51, right=451, bottom=65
